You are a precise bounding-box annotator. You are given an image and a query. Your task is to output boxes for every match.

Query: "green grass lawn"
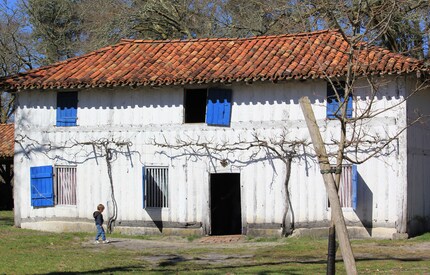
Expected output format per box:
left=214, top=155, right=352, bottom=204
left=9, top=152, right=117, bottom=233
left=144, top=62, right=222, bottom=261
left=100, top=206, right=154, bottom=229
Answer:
left=1, top=210, right=429, bottom=274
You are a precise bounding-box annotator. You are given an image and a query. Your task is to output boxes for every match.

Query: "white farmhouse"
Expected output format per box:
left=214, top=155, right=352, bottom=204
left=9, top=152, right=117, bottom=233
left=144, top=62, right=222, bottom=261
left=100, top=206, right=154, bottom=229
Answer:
left=1, top=30, right=429, bottom=238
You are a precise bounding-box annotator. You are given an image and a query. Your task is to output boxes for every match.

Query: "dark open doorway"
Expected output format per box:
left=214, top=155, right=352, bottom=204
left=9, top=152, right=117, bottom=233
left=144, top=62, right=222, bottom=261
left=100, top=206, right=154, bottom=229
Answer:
left=0, top=160, right=13, bottom=210
left=210, top=173, right=242, bottom=235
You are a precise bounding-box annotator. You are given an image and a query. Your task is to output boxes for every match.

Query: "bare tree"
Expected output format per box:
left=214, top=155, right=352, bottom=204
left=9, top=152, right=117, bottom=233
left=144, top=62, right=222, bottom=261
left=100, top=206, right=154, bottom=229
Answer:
left=76, top=0, right=136, bottom=52
left=221, top=0, right=312, bottom=36
left=129, top=0, right=224, bottom=39
left=268, top=1, right=430, bottom=273
left=149, top=2, right=429, bottom=272
left=302, top=0, right=430, bottom=59
left=14, top=0, right=429, bottom=61
left=0, top=0, right=35, bottom=122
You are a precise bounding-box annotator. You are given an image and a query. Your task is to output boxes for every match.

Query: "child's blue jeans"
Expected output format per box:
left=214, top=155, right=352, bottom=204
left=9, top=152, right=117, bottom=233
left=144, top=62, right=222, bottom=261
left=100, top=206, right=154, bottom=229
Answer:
left=95, top=224, right=106, bottom=241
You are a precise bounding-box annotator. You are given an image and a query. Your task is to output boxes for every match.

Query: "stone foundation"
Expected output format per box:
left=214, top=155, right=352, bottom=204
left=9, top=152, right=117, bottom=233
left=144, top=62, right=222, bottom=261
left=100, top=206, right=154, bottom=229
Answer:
left=291, top=226, right=398, bottom=239
left=20, top=220, right=400, bottom=239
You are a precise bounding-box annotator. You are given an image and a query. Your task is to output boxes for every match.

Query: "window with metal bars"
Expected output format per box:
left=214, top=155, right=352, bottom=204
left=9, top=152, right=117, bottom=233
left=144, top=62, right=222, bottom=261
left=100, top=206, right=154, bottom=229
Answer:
left=55, top=166, right=77, bottom=205
left=328, top=164, right=357, bottom=209
left=143, top=167, right=169, bottom=208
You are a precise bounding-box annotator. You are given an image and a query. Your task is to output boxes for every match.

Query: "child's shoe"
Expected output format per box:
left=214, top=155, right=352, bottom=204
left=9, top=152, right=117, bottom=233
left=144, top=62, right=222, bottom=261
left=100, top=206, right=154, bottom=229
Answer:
left=94, top=240, right=100, bottom=244
left=103, top=240, right=110, bottom=244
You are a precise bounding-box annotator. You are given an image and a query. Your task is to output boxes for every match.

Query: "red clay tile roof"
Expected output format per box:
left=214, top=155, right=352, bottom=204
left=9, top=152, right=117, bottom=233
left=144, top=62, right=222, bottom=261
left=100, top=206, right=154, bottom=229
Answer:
left=0, top=29, right=426, bottom=90
left=0, top=124, right=14, bottom=158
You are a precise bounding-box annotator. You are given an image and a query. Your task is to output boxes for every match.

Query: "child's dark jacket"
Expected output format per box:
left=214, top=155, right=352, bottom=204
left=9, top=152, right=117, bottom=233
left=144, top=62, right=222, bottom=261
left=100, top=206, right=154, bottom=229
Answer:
left=93, top=211, right=104, bottom=225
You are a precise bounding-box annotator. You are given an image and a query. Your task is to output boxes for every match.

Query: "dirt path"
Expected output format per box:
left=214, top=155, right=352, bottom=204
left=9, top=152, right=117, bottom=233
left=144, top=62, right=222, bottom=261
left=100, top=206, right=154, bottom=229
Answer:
left=85, top=235, right=279, bottom=253
left=85, top=235, right=288, bottom=266
left=83, top=235, right=430, bottom=268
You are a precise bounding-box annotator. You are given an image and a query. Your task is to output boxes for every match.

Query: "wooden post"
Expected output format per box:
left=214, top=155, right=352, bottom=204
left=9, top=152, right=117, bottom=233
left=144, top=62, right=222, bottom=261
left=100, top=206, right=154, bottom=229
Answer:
left=327, top=224, right=336, bottom=274
left=299, top=96, right=357, bottom=275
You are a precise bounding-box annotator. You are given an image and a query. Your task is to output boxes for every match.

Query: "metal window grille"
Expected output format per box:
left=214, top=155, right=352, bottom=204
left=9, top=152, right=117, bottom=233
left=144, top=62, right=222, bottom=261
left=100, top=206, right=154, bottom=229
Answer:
left=338, top=165, right=353, bottom=207
left=145, top=167, right=169, bottom=208
left=55, top=166, right=77, bottom=205
left=328, top=165, right=353, bottom=208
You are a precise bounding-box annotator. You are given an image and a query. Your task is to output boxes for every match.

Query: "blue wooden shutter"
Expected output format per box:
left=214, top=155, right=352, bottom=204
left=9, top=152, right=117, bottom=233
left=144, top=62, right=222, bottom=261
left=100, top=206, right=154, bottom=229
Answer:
left=327, top=83, right=339, bottom=119
left=57, top=92, right=78, bottom=126
left=30, top=166, right=54, bottom=207
left=327, top=83, right=352, bottom=119
left=327, top=101, right=338, bottom=119
left=346, top=95, right=353, bottom=118
left=142, top=166, right=146, bottom=209
left=351, top=164, right=358, bottom=210
left=206, top=88, right=232, bottom=126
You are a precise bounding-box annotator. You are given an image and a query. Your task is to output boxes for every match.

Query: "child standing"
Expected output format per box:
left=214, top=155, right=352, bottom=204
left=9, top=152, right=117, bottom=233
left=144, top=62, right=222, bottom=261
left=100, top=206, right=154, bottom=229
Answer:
left=93, top=204, right=109, bottom=244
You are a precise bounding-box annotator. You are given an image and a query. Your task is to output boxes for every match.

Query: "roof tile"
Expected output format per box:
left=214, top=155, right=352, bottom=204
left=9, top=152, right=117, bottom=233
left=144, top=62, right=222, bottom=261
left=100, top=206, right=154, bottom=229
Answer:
left=0, top=30, right=426, bottom=90
left=0, top=124, right=14, bottom=158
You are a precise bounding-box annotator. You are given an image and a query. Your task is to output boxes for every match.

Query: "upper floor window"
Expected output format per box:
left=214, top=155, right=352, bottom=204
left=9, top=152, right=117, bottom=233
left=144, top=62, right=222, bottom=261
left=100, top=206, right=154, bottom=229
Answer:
left=57, top=92, right=78, bottom=126
left=185, top=89, right=207, bottom=123
left=184, top=88, right=232, bottom=126
left=327, top=82, right=352, bottom=119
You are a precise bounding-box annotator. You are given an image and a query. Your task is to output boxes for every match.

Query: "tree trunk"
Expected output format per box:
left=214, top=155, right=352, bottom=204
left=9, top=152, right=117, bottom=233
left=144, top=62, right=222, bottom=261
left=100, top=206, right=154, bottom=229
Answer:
left=327, top=223, right=336, bottom=274
left=299, top=96, right=357, bottom=275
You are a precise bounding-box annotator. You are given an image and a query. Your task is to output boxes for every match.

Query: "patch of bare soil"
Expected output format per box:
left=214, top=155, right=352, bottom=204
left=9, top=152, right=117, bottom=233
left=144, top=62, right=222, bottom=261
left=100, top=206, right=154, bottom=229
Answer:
left=83, top=236, right=430, bottom=268
left=351, top=241, right=430, bottom=261
left=83, top=236, right=280, bottom=266
left=85, top=235, right=279, bottom=251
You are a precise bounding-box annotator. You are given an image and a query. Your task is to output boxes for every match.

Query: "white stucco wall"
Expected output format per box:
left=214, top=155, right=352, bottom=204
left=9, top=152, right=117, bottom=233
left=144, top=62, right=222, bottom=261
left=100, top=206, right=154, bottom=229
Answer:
left=13, top=77, right=411, bottom=237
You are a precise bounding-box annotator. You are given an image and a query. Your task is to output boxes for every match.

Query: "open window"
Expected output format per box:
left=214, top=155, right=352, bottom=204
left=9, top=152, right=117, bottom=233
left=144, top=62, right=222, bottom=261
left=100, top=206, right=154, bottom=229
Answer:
left=143, top=166, right=169, bottom=208
left=185, top=89, right=207, bottom=123
left=327, top=82, right=352, bottom=119
left=184, top=88, right=232, bottom=126
left=57, top=92, right=78, bottom=126
left=328, top=164, right=357, bottom=210
left=30, top=165, right=77, bottom=207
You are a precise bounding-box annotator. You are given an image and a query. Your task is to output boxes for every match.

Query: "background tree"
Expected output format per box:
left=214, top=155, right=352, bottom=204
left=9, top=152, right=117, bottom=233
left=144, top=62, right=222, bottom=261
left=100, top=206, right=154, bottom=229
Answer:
left=129, top=0, right=219, bottom=39
left=23, top=0, right=84, bottom=64
left=8, top=0, right=428, bottom=63
left=0, top=0, right=35, bottom=123
left=302, top=0, right=430, bottom=59
left=76, top=0, right=135, bottom=52
left=221, top=0, right=311, bottom=36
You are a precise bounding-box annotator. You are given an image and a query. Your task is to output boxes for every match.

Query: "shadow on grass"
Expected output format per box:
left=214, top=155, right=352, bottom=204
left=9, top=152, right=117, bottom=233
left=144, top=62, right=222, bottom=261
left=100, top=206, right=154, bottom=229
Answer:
left=159, top=256, right=187, bottom=267
left=158, top=255, right=428, bottom=268
left=40, top=265, right=146, bottom=274
left=0, top=211, right=14, bottom=227
left=42, top=255, right=426, bottom=275
left=154, top=255, right=427, bottom=273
